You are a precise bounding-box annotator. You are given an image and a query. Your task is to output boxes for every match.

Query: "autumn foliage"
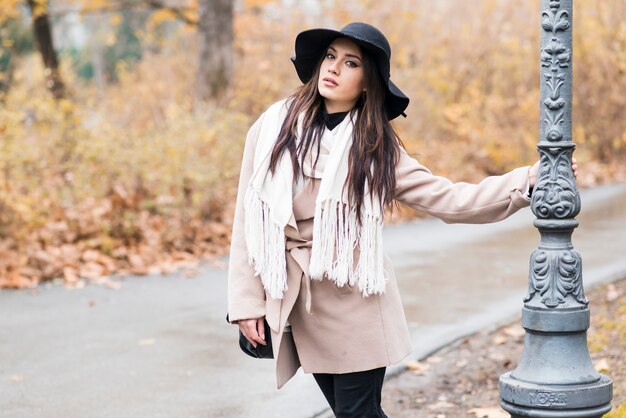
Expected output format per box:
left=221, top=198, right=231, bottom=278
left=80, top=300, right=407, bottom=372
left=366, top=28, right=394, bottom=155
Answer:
left=0, top=0, right=625, bottom=289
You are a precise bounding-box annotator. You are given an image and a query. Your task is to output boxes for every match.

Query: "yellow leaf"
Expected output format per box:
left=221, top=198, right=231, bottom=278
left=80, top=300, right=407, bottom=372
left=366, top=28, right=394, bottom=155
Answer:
left=0, top=0, right=23, bottom=23
left=31, top=0, right=47, bottom=18
left=603, top=404, right=626, bottom=418
left=110, top=13, right=123, bottom=26
left=244, top=0, right=278, bottom=8
left=73, top=0, right=109, bottom=14
left=148, top=9, right=178, bottom=28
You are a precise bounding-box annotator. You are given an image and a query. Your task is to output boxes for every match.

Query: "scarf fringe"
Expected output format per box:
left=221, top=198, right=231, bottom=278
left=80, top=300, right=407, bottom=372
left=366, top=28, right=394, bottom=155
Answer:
left=310, top=200, right=386, bottom=297
left=355, top=209, right=386, bottom=296
left=244, top=186, right=287, bottom=299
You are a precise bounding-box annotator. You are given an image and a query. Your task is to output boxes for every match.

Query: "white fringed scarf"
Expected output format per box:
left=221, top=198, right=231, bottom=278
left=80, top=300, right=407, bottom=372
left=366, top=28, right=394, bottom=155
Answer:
left=244, top=99, right=386, bottom=299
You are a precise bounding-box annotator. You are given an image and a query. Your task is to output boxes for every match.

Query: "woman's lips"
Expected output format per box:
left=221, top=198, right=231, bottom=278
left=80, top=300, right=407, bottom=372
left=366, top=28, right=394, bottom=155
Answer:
left=322, top=77, right=338, bottom=87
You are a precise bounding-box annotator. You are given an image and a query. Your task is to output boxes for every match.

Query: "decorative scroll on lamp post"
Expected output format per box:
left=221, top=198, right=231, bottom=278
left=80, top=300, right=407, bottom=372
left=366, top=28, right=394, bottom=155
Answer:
left=499, top=1, right=613, bottom=417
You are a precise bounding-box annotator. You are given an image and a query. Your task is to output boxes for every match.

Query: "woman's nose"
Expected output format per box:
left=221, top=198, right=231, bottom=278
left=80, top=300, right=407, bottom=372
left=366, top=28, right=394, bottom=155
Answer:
left=328, top=62, right=339, bottom=75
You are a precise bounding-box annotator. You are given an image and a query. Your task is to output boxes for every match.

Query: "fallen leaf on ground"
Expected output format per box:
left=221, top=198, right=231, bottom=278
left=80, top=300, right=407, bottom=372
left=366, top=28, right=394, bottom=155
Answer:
left=103, top=279, right=121, bottom=289
left=405, top=360, right=430, bottom=375
left=502, top=324, right=525, bottom=338
left=138, top=338, right=156, bottom=346
left=456, top=359, right=469, bottom=368
left=183, top=269, right=197, bottom=278
left=492, top=335, right=507, bottom=345
left=65, top=279, right=85, bottom=289
left=594, top=358, right=610, bottom=373
left=208, top=259, right=226, bottom=269
left=427, top=356, right=443, bottom=364
left=79, top=261, right=106, bottom=280
left=128, top=254, right=148, bottom=275
left=63, top=266, right=78, bottom=283
left=8, top=374, right=25, bottom=381
left=148, top=265, right=162, bottom=275
left=468, top=407, right=509, bottom=418
left=487, top=351, right=506, bottom=362
left=427, top=401, right=457, bottom=410
left=606, top=284, right=620, bottom=302
left=82, top=250, right=100, bottom=262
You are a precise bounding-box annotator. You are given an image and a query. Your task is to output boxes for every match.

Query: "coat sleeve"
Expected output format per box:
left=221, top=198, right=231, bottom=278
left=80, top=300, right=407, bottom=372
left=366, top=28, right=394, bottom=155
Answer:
left=227, top=113, right=267, bottom=323
left=393, top=148, right=532, bottom=224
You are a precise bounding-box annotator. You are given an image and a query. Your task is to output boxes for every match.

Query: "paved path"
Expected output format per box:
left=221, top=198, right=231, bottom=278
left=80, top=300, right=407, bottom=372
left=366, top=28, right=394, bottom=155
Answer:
left=1, top=183, right=625, bottom=418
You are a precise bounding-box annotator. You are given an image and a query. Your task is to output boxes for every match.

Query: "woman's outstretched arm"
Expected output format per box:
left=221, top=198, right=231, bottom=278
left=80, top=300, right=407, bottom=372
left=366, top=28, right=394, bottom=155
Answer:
left=393, top=148, right=533, bottom=224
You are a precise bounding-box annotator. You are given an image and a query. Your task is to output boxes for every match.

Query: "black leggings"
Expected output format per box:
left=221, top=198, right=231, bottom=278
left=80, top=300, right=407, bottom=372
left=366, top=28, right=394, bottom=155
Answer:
left=313, top=367, right=388, bottom=418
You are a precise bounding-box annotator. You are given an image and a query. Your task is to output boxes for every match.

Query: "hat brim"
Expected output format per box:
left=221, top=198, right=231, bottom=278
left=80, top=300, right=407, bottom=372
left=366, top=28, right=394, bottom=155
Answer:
left=290, top=28, right=409, bottom=120
left=386, top=79, right=409, bottom=120
left=291, top=29, right=344, bottom=83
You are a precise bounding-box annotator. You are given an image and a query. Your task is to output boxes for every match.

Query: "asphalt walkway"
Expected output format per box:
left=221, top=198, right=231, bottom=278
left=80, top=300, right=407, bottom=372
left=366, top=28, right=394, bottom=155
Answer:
left=1, top=183, right=625, bottom=418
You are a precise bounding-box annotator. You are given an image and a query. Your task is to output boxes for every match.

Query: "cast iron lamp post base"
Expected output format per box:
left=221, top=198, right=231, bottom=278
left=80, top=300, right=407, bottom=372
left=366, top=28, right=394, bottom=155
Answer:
left=501, top=367, right=613, bottom=418
left=499, top=219, right=613, bottom=417
left=501, top=397, right=612, bottom=418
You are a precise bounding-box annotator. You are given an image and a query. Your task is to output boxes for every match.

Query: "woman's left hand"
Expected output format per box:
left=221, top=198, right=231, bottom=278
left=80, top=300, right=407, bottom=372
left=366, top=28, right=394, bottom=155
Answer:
left=529, top=157, right=578, bottom=188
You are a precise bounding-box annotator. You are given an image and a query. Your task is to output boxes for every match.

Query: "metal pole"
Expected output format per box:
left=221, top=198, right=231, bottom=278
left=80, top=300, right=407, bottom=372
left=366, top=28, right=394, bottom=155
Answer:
left=499, top=1, right=613, bottom=417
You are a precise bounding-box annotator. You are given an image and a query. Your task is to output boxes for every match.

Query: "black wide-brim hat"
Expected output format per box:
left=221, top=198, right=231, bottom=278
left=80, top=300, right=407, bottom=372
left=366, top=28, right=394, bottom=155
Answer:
left=291, top=22, right=409, bottom=121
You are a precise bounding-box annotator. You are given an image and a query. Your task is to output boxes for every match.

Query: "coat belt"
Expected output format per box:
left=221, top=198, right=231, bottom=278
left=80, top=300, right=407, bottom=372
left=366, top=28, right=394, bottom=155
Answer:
left=286, top=239, right=313, bottom=314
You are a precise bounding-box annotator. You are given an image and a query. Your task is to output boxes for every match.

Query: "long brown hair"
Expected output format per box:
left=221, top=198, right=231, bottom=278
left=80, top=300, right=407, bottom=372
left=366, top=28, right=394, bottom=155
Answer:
left=268, top=43, right=404, bottom=222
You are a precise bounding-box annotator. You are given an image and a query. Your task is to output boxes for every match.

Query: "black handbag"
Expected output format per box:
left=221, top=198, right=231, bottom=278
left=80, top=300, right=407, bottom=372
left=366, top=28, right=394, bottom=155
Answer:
left=226, top=314, right=274, bottom=359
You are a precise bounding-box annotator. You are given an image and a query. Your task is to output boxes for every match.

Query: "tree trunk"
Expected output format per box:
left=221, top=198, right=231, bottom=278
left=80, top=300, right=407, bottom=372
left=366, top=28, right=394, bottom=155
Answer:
left=0, top=55, right=15, bottom=102
left=27, top=0, right=65, bottom=99
left=196, top=0, right=233, bottom=102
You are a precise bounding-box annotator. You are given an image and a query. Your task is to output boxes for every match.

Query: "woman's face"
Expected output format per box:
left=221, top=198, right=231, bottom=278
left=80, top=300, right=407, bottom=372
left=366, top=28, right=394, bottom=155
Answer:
left=317, top=38, right=365, bottom=113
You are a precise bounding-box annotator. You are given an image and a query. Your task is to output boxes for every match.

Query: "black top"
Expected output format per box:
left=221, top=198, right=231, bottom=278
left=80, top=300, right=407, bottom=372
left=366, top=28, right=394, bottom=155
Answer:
left=324, top=111, right=349, bottom=130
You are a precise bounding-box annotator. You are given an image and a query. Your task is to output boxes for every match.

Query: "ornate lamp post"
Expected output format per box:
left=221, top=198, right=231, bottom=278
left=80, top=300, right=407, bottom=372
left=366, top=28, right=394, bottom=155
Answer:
left=499, top=1, right=613, bottom=417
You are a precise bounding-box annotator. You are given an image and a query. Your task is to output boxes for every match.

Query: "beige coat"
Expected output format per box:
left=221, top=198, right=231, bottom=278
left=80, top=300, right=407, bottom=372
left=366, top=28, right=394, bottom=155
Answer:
left=227, top=111, right=532, bottom=389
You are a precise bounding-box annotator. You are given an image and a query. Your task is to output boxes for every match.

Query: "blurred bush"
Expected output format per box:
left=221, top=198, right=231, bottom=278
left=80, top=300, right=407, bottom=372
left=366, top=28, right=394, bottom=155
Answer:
left=0, top=41, right=249, bottom=288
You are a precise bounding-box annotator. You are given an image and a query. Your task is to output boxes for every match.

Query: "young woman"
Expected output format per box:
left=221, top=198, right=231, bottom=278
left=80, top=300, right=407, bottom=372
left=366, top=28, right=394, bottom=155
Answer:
left=227, top=22, right=576, bottom=417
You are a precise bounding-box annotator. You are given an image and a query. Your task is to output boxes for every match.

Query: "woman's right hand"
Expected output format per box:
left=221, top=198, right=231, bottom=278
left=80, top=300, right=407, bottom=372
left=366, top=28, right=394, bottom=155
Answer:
left=238, top=317, right=267, bottom=348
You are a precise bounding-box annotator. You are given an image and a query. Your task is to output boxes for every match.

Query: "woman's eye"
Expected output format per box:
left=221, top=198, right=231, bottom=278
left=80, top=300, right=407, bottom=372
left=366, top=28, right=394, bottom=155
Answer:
left=326, top=53, right=335, bottom=59
left=346, top=61, right=359, bottom=68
